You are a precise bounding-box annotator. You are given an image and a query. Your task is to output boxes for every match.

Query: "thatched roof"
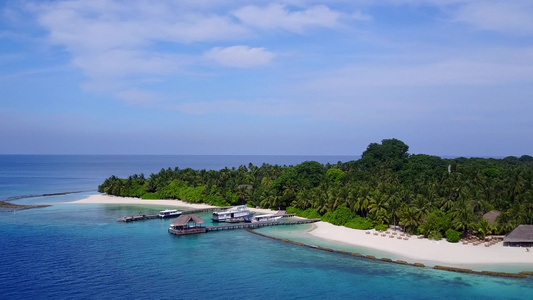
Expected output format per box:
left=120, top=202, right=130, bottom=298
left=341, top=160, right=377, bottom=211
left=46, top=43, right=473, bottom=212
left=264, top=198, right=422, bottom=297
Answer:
left=504, top=225, right=533, bottom=243
left=170, top=214, right=204, bottom=226
left=483, top=210, right=501, bottom=226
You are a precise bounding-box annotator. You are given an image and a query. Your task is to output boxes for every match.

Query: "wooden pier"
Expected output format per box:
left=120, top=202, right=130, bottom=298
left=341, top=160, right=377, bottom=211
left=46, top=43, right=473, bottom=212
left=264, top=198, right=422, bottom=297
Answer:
left=117, top=207, right=295, bottom=223
left=117, top=214, right=159, bottom=222
left=117, top=207, right=230, bottom=222
left=206, top=218, right=320, bottom=231
left=167, top=218, right=320, bottom=235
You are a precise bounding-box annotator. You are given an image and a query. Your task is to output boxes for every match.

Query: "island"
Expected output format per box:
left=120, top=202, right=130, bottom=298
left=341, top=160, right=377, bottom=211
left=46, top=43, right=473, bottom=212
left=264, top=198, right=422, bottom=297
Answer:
left=90, top=138, right=533, bottom=271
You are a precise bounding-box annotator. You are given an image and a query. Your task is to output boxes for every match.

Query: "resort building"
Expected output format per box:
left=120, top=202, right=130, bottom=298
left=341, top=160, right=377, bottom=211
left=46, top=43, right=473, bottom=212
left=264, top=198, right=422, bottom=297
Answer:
left=168, top=214, right=207, bottom=235
left=482, top=210, right=501, bottom=226
left=503, top=225, right=533, bottom=247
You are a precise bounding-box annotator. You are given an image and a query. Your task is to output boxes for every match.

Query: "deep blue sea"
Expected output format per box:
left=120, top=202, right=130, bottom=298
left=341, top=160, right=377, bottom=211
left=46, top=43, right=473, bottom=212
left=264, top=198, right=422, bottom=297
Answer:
left=1, top=155, right=532, bottom=299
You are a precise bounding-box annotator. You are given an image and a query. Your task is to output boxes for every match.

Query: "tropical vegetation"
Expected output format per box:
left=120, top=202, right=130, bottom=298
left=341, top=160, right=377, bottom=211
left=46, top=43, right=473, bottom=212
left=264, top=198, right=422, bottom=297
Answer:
left=99, top=139, right=533, bottom=239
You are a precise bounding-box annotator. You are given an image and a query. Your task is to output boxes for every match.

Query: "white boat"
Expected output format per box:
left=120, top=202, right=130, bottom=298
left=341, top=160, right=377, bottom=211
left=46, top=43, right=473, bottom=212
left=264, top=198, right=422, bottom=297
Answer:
left=212, top=205, right=253, bottom=222
left=158, top=209, right=182, bottom=218
left=251, top=214, right=282, bottom=223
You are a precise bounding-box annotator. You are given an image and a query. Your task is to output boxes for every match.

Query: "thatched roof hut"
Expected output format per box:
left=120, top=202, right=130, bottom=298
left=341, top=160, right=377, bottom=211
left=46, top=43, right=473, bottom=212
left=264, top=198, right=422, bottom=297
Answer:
left=168, top=214, right=207, bottom=235
left=503, top=225, right=533, bottom=247
left=170, top=214, right=204, bottom=228
left=482, top=210, right=501, bottom=226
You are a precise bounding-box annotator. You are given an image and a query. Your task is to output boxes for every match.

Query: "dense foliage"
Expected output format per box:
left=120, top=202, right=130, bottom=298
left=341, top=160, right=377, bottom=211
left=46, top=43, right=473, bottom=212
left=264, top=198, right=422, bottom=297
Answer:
left=99, top=139, right=533, bottom=238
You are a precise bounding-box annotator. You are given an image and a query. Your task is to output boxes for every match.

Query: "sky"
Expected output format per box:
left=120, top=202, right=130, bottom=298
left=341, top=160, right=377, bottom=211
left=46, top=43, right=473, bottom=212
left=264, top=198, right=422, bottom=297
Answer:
left=1, top=0, right=532, bottom=156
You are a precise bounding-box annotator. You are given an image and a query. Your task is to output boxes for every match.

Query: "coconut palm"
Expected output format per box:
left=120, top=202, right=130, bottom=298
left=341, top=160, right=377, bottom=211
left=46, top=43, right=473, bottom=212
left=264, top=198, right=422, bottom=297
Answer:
left=475, top=219, right=493, bottom=238
left=368, top=190, right=390, bottom=224
left=398, top=205, right=422, bottom=233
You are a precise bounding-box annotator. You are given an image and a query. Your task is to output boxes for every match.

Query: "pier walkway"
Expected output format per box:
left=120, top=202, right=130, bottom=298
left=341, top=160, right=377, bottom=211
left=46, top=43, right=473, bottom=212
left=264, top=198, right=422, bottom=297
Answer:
left=117, top=207, right=230, bottom=222
left=205, top=218, right=319, bottom=231
left=116, top=206, right=294, bottom=222
left=117, top=214, right=159, bottom=222
left=167, top=218, right=320, bottom=235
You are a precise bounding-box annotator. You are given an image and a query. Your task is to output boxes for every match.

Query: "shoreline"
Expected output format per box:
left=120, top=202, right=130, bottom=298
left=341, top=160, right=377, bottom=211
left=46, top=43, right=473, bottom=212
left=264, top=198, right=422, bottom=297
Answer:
left=70, top=194, right=533, bottom=270
left=69, top=194, right=277, bottom=215
left=308, top=221, right=533, bottom=268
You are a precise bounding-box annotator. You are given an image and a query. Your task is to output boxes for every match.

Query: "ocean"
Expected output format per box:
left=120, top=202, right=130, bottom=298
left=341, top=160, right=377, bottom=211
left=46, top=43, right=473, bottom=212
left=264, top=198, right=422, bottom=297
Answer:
left=1, top=155, right=532, bottom=299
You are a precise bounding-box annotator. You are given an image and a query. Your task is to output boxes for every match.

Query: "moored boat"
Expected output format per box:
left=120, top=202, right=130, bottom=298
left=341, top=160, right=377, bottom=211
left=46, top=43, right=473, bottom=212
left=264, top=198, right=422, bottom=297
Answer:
left=251, top=214, right=282, bottom=223
left=158, top=209, right=182, bottom=218
left=212, top=205, right=253, bottom=222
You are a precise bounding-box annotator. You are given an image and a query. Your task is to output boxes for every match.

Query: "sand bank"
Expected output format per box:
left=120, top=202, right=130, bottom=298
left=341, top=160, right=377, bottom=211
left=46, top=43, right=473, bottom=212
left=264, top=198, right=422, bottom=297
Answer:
left=308, top=221, right=533, bottom=267
left=71, top=194, right=276, bottom=214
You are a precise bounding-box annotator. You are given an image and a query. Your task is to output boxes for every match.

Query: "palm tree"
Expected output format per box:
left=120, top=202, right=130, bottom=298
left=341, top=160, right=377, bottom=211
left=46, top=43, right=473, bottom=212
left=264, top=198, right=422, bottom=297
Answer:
left=495, top=211, right=517, bottom=234
left=293, top=190, right=311, bottom=210
left=519, top=201, right=533, bottom=225
left=388, top=193, right=402, bottom=229
left=259, top=190, right=281, bottom=209
left=354, top=195, right=371, bottom=218
left=505, top=169, right=526, bottom=203
left=399, top=205, right=422, bottom=233
left=450, top=201, right=474, bottom=233
left=368, top=190, right=390, bottom=224
left=475, top=219, right=493, bottom=238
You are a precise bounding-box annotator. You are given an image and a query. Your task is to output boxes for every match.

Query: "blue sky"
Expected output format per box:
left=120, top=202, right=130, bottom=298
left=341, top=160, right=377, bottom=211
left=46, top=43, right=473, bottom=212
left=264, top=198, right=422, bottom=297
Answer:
left=1, top=0, right=532, bottom=156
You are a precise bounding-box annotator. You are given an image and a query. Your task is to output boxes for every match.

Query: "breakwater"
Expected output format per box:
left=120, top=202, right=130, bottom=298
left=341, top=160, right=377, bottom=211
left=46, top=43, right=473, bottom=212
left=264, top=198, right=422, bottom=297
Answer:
left=0, top=201, right=50, bottom=211
left=2, top=190, right=90, bottom=202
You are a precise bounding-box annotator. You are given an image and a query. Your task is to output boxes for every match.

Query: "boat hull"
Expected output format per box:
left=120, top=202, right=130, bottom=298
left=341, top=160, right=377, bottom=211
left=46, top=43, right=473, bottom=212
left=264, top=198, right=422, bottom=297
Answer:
left=168, top=227, right=207, bottom=235
left=159, top=213, right=182, bottom=219
left=212, top=212, right=253, bottom=222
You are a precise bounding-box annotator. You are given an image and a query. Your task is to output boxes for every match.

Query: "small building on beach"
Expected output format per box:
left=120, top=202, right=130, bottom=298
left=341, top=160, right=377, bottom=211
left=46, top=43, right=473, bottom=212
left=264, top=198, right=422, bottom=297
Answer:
left=169, top=214, right=207, bottom=235
left=503, top=225, right=533, bottom=247
left=482, top=210, right=501, bottom=226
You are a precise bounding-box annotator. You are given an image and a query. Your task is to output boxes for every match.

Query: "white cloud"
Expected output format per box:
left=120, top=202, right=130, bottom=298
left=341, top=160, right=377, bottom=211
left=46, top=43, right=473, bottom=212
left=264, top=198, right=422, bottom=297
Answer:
left=233, top=4, right=343, bottom=33
left=387, top=0, right=533, bottom=36
left=302, top=48, right=533, bottom=90
left=204, top=46, right=275, bottom=68
left=453, top=1, right=533, bottom=36
left=170, top=97, right=427, bottom=126
left=32, top=0, right=250, bottom=99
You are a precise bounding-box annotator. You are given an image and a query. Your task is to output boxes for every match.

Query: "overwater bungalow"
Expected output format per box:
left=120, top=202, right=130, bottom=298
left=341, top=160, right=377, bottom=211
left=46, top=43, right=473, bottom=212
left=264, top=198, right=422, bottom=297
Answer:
left=503, top=225, right=533, bottom=247
left=168, top=214, right=207, bottom=235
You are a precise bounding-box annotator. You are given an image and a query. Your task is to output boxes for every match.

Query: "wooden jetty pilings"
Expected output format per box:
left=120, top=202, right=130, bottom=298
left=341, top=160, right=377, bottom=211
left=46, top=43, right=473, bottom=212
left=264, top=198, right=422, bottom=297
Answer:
left=117, top=214, right=159, bottom=222
left=117, top=207, right=230, bottom=222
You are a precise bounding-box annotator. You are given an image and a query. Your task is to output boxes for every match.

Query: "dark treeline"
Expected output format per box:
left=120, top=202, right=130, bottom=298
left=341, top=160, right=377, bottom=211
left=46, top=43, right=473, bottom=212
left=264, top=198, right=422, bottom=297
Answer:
left=99, top=139, right=533, bottom=241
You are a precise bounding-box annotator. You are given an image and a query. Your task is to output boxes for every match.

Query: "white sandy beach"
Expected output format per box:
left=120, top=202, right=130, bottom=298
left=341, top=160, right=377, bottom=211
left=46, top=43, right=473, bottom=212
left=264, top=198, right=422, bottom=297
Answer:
left=309, top=221, right=533, bottom=267
left=71, top=194, right=277, bottom=214
left=72, top=194, right=533, bottom=269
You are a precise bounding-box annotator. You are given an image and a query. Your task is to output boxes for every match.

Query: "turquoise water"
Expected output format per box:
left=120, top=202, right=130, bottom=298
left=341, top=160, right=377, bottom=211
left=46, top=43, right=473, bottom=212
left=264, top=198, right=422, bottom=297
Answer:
left=1, top=155, right=532, bottom=299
